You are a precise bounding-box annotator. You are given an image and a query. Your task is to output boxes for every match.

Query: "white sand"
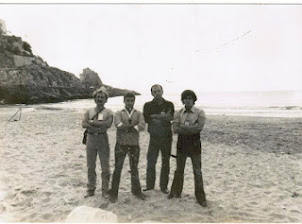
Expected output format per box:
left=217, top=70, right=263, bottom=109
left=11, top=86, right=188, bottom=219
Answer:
left=0, top=106, right=302, bottom=222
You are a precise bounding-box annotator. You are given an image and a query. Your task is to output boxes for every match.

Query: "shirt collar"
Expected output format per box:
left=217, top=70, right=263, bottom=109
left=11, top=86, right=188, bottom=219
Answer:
left=182, top=106, right=196, bottom=113
left=94, top=106, right=105, bottom=113
left=122, top=108, right=136, bottom=113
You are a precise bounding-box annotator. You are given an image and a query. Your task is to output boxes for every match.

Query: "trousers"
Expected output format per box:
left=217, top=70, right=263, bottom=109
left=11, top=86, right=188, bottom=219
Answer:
left=86, top=133, right=110, bottom=192
left=170, top=151, right=206, bottom=202
left=146, top=136, right=172, bottom=190
left=110, top=143, right=142, bottom=197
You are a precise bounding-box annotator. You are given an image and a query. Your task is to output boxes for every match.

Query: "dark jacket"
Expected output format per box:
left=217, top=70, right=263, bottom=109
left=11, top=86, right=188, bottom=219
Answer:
left=143, top=98, right=174, bottom=138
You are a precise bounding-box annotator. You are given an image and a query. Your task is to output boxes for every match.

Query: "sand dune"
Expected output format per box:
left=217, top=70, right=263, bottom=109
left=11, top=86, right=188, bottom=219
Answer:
left=0, top=106, right=302, bottom=222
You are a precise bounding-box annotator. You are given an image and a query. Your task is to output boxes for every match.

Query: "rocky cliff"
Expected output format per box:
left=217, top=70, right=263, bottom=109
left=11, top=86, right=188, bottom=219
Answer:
left=0, top=21, right=139, bottom=104
left=79, top=67, right=140, bottom=98
left=0, top=64, right=91, bottom=104
left=0, top=19, right=6, bottom=35
left=80, top=68, right=103, bottom=88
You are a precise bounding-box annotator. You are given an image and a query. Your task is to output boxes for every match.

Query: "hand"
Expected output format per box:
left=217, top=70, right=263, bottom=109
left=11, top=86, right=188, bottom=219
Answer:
left=127, top=124, right=135, bottom=129
left=179, top=124, right=190, bottom=130
left=119, top=124, right=134, bottom=131
left=125, top=124, right=135, bottom=133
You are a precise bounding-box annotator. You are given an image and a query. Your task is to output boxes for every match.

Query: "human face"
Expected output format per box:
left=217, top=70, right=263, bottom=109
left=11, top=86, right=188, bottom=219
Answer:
left=94, top=92, right=107, bottom=106
left=151, top=85, right=163, bottom=100
left=124, top=97, right=135, bottom=110
left=182, top=95, right=194, bottom=109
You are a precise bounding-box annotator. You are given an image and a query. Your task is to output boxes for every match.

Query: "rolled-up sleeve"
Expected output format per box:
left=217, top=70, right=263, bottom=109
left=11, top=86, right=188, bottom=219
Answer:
left=197, top=109, right=206, bottom=127
left=173, top=110, right=181, bottom=124
left=198, top=109, right=206, bottom=119
left=82, top=110, right=90, bottom=128
left=114, top=111, right=123, bottom=127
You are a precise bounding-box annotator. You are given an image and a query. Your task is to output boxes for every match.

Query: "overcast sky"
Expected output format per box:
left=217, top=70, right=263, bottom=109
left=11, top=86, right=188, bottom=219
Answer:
left=0, top=4, right=302, bottom=93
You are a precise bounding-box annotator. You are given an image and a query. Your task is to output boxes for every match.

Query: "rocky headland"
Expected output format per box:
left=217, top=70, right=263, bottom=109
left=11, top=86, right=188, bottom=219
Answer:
left=0, top=20, right=139, bottom=104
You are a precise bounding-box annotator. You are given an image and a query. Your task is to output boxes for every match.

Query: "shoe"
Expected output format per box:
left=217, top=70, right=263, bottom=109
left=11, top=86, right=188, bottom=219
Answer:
left=161, top=189, right=169, bottom=194
left=102, top=191, right=109, bottom=199
left=167, top=193, right=174, bottom=199
left=84, top=190, right=95, bottom=198
left=134, top=193, right=146, bottom=200
left=197, top=199, right=207, bottom=207
left=143, top=187, right=154, bottom=192
left=168, top=192, right=181, bottom=199
left=109, top=195, right=117, bottom=203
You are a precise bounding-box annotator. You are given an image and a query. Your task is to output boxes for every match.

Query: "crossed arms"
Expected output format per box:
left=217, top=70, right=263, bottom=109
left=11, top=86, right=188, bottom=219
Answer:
left=82, top=111, right=113, bottom=132
left=173, top=116, right=205, bottom=135
left=150, top=112, right=173, bottom=124
left=114, top=111, right=145, bottom=132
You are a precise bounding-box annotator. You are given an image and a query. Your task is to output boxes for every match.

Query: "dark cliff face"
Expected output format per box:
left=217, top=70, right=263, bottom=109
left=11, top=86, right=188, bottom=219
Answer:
left=0, top=64, right=91, bottom=104
left=0, top=32, right=91, bottom=104
left=0, top=26, right=139, bottom=104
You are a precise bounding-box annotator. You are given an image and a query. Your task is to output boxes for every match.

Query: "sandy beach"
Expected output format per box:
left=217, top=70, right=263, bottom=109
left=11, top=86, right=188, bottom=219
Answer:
left=0, top=105, right=302, bottom=222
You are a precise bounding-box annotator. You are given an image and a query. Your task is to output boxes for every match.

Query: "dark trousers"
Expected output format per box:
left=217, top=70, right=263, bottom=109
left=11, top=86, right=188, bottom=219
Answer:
left=86, top=133, right=110, bottom=192
left=110, top=143, right=142, bottom=197
left=146, top=136, right=172, bottom=190
left=170, top=151, right=206, bottom=202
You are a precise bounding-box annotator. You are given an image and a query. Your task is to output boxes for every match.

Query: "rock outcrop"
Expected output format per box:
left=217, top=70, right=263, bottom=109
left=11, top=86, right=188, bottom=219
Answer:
left=80, top=68, right=103, bottom=89
left=0, top=19, right=6, bottom=35
left=0, top=65, right=90, bottom=104
left=0, top=19, right=139, bottom=104
left=79, top=67, right=140, bottom=98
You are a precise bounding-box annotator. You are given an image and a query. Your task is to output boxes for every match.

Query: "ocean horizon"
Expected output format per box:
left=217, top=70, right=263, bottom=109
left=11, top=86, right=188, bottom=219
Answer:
left=1, top=90, right=302, bottom=118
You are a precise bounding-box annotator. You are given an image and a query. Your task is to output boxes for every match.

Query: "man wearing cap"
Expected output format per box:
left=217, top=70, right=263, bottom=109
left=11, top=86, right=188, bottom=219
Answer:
left=82, top=87, right=113, bottom=198
left=143, top=84, right=174, bottom=194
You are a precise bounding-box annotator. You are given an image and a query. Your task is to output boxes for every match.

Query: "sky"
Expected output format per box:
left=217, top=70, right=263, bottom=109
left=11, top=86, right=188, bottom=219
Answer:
left=0, top=4, right=302, bottom=94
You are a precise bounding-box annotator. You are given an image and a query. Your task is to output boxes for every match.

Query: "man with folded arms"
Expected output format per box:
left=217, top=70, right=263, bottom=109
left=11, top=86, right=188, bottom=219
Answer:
left=168, top=89, right=207, bottom=207
left=82, top=87, right=113, bottom=198
left=143, top=84, right=174, bottom=194
left=108, top=92, right=146, bottom=203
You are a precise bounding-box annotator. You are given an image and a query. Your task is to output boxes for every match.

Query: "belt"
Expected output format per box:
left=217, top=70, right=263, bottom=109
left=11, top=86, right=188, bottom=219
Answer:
left=87, top=132, right=106, bottom=135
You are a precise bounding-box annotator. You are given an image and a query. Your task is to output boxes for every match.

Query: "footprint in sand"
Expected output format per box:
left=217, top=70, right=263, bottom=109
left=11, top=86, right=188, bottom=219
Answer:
left=249, top=201, right=258, bottom=206
left=41, top=213, right=52, bottom=221
left=237, top=212, right=251, bottom=217
left=21, top=189, right=37, bottom=195
left=270, top=213, right=286, bottom=220
left=231, top=206, right=239, bottom=211
left=122, top=197, right=131, bottom=205
left=58, top=181, right=68, bottom=187
left=41, top=197, right=50, bottom=203
left=290, top=209, right=301, bottom=214
left=99, top=201, right=109, bottom=209
left=71, top=180, right=84, bottom=187
left=41, top=191, right=52, bottom=197
left=28, top=212, right=38, bottom=220
left=47, top=179, right=56, bottom=185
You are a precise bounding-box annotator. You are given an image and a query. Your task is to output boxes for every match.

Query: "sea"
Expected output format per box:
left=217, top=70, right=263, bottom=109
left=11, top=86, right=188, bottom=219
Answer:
left=2, top=90, right=302, bottom=118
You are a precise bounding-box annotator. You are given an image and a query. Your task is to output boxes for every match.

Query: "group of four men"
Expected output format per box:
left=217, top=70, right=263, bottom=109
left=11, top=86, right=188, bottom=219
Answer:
left=82, top=84, right=207, bottom=207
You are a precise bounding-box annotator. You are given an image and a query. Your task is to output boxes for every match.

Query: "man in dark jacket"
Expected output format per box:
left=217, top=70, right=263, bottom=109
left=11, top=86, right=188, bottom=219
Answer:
left=143, top=84, right=174, bottom=194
